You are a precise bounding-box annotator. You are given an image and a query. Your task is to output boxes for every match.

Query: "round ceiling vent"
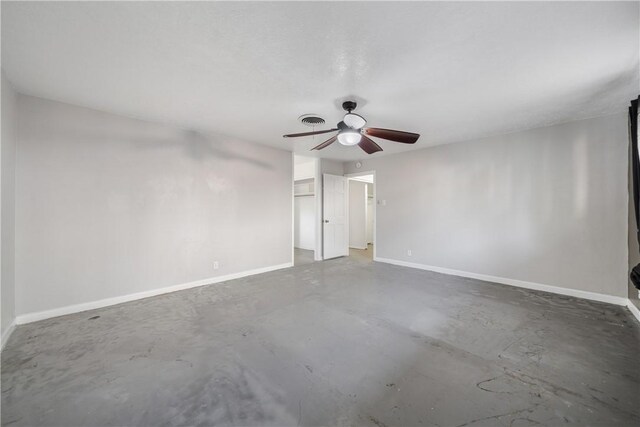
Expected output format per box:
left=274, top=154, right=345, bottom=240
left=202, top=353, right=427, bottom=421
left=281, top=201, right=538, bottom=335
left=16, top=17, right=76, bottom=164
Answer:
left=298, top=114, right=325, bottom=127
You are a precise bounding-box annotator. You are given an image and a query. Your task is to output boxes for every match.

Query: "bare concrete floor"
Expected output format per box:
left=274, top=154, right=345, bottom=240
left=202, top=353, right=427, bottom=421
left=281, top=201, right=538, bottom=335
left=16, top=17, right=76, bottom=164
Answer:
left=294, top=245, right=373, bottom=265
left=2, top=256, right=639, bottom=426
left=294, top=248, right=315, bottom=266
left=350, top=244, right=373, bottom=262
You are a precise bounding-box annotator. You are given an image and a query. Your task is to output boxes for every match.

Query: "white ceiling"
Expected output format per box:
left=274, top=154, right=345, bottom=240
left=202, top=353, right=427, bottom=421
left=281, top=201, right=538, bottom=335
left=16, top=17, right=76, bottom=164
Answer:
left=2, top=2, right=638, bottom=161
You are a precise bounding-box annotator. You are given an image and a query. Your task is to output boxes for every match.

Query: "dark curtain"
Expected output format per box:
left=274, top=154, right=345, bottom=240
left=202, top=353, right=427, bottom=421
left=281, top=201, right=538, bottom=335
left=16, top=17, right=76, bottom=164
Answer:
left=629, top=96, right=640, bottom=290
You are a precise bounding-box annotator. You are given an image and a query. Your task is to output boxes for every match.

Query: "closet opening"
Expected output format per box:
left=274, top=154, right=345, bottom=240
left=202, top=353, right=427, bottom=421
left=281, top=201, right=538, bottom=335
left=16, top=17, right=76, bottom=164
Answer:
left=293, top=155, right=319, bottom=265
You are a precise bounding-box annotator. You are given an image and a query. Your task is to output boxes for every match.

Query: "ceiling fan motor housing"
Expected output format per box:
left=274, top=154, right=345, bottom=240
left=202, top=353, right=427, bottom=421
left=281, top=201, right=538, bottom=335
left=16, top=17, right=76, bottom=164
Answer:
left=342, top=101, right=357, bottom=112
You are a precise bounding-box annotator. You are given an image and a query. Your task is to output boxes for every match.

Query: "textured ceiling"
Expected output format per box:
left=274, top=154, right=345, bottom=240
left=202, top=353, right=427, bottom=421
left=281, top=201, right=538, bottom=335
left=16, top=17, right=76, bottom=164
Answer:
left=2, top=2, right=638, bottom=161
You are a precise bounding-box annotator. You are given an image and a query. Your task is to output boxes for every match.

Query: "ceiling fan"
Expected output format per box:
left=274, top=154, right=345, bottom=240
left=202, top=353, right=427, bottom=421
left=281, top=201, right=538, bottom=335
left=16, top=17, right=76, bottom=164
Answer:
left=283, top=101, right=420, bottom=154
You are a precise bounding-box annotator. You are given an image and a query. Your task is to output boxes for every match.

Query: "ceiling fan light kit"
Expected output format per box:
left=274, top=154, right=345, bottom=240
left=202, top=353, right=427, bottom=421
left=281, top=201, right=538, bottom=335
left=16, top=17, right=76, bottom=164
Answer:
left=337, top=129, right=362, bottom=146
left=343, top=113, right=366, bottom=129
left=283, top=100, right=420, bottom=154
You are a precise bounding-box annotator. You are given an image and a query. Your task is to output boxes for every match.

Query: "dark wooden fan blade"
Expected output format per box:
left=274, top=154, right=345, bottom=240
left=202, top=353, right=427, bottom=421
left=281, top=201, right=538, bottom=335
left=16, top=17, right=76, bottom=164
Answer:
left=283, top=128, right=338, bottom=138
left=363, top=127, right=419, bottom=144
left=358, top=136, right=383, bottom=154
left=311, top=135, right=337, bottom=151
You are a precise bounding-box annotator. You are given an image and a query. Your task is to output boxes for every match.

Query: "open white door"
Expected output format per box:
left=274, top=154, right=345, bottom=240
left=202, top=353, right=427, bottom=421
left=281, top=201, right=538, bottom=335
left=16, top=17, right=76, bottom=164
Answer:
left=323, top=173, right=349, bottom=259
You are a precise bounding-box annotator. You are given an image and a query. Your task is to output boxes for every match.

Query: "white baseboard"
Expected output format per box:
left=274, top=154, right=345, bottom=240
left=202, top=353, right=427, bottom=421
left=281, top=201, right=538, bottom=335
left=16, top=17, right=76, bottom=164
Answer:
left=627, top=299, right=640, bottom=323
left=15, top=262, right=293, bottom=325
left=1, top=319, right=16, bottom=351
left=374, top=257, right=628, bottom=306
left=349, top=245, right=368, bottom=250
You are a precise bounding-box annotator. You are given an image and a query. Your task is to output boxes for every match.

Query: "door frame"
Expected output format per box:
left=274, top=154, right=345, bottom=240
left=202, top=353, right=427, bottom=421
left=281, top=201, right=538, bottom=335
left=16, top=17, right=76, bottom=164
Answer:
left=345, top=170, right=376, bottom=260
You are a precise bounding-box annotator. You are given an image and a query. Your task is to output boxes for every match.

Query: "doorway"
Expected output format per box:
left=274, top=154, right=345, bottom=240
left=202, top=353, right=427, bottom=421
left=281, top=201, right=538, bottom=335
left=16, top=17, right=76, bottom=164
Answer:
left=346, top=172, right=375, bottom=262
left=295, top=164, right=376, bottom=265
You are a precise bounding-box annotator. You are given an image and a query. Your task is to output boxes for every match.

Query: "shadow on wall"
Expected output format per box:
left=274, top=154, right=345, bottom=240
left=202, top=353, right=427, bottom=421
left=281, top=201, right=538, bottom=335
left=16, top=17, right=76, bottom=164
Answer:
left=180, top=130, right=274, bottom=170
left=35, top=113, right=274, bottom=170
left=133, top=129, right=275, bottom=170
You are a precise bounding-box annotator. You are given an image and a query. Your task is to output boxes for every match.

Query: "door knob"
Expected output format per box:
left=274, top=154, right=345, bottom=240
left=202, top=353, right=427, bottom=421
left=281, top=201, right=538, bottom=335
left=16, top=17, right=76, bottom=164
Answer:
left=324, top=220, right=329, bottom=223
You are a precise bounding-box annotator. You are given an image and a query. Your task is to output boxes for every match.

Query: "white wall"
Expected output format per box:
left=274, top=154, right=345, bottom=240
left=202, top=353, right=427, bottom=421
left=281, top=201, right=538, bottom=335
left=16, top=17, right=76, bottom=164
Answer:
left=15, top=95, right=293, bottom=317
left=345, top=114, right=629, bottom=298
left=320, top=159, right=344, bottom=176
left=294, top=156, right=316, bottom=181
left=349, top=180, right=367, bottom=249
left=1, top=71, right=17, bottom=340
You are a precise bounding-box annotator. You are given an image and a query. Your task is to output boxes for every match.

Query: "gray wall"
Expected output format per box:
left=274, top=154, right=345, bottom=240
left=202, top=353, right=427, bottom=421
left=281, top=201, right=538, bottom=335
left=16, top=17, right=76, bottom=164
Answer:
left=1, top=72, right=17, bottom=336
left=16, top=95, right=292, bottom=316
left=345, top=114, right=629, bottom=298
left=320, top=159, right=344, bottom=176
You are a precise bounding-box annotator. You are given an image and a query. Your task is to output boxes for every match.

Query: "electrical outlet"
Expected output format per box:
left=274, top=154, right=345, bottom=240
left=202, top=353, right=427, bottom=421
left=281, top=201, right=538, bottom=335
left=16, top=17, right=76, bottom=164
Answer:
left=213, top=261, right=219, bottom=270
left=407, top=250, right=412, bottom=256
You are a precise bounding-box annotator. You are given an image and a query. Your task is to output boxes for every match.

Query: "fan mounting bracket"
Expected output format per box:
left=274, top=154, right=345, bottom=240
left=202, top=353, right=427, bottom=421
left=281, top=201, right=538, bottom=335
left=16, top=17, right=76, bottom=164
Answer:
left=342, top=101, right=357, bottom=113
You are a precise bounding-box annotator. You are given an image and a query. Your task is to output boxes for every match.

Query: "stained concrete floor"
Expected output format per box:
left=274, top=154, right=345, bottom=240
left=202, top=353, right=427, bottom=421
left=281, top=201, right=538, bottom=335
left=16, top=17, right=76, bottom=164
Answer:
left=2, top=255, right=639, bottom=427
